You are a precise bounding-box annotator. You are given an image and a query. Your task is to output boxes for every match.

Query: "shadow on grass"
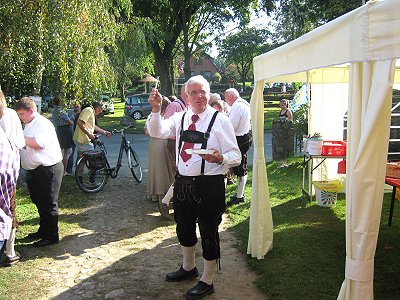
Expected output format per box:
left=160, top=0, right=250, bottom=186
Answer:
left=227, top=191, right=400, bottom=300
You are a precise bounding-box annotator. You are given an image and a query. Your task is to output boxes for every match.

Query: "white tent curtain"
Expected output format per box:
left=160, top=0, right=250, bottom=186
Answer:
left=310, top=83, right=349, bottom=184
left=338, top=60, right=395, bottom=300
left=247, top=81, right=273, bottom=259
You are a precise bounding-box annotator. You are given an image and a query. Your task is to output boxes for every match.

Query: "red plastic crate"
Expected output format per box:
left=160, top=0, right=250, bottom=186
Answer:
left=321, top=141, right=346, bottom=156
left=386, top=162, right=400, bottom=179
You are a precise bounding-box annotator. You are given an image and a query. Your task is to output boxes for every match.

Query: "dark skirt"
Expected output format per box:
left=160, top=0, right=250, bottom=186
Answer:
left=56, top=125, right=73, bottom=149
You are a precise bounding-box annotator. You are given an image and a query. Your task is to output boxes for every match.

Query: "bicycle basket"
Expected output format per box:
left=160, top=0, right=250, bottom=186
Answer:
left=83, top=150, right=106, bottom=170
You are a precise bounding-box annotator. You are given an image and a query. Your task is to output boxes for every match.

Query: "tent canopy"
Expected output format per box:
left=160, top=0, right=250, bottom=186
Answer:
left=254, top=0, right=400, bottom=84
left=249, top=1, right=400, bottom=299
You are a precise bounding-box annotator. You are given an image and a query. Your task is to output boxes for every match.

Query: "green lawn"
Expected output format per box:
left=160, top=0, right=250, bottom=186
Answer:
left=99, top=99, right=146, bottom=133
left=225, top=157, right=400, bottom=299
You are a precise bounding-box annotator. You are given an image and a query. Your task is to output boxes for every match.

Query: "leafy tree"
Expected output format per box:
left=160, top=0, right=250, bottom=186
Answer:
left=274, top=0, right=361, bottom=42
left=0, top=0, right=45, bottom=97
left=107, top=22, right=154, bottom=102
left=0, top=0, right=132, bottom=105
left=130, top=0, right=276, bottom=95
left=218, top=27, right=270, bottom=91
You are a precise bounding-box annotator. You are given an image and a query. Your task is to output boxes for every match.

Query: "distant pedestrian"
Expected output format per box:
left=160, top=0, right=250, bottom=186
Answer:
left=278, top=99, right=293, bottom=121
left=145, top=96, right=174, bottom=202
left=224, top=88, right=252, bottom=206
left=66, top=102, right=81, bottom=174
left=52, top=97, right=74, bottom=176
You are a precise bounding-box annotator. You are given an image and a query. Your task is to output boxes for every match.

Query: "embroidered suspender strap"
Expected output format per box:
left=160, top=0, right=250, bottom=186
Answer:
left=177, top=112, right=187, bottom=165
left=177, top=111, right=219, bottom=174
left=200, top=111, right=219, bottom=175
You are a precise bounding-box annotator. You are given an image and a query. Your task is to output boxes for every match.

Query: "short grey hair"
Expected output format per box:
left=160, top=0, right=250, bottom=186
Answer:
left=209, top=93, right=221, bottom=102
left=185, top=75, right=210, bottom=93
left=225, top=88, right=240, bottom=98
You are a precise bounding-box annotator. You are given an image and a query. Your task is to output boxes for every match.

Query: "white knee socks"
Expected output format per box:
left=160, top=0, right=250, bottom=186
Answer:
left=236, top=175, right=248, bottom=198
left=182, top=245, right=196, bottom=271
left=6, top=228, right=16, bottom=258
left=162, top=184, right=174, bottom=205
left=200, top=259, right=216, bottom=285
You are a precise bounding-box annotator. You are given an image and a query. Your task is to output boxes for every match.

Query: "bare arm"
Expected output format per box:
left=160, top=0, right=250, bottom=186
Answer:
left=287, top=109, right=293, bottom=121
left=77, top=119, right=96, bottom=141
left=94, top=125, right=111, bottom=137
left=24, top=136, right=43, bottom=150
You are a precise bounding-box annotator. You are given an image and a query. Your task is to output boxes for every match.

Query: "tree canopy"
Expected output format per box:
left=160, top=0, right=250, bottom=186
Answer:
left=0, top=0, right=147, bottom=105
left=129, top=0, right=276, bottom=95
left=273, top=0, right=361, bottom=42
left=218, top=27, right=270, bottom=91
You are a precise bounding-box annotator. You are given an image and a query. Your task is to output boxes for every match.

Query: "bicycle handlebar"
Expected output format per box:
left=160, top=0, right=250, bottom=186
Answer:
left=111, top=124, right=135, bottom=135
left=90, top=135, right=104, bottom=146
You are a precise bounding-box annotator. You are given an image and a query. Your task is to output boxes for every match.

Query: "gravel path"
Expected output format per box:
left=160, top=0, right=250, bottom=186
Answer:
left=33, top=176, right=265, bottom=300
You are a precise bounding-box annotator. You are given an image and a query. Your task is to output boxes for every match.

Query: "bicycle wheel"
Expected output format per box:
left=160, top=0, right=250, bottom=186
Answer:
left=127, top=147, right=143, bottom=183
left=75, top=157, right=108, bottom=193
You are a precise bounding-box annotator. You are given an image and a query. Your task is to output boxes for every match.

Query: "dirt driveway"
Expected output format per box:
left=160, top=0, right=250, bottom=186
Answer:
left=32, top=176, right=265, bottom=300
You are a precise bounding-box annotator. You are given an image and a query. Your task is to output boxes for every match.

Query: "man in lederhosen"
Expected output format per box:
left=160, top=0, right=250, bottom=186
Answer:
left=147, top=75, right=241, bottom=299
left=224, top=88, right=252, bottom=207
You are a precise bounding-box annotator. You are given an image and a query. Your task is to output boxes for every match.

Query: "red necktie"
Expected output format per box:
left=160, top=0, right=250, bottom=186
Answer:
left=180, top=114, right=199, bottom=162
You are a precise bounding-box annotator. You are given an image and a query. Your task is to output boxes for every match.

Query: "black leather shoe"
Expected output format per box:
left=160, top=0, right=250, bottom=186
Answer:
left=166, top=266, right=199, bottom=282
left=26, top=232, right=43, bottom=240
left=32, top=239, right=59, bottom=247
left=226, top=196, right=245, bottom=207
left=186, top=281, right=214, bottom=299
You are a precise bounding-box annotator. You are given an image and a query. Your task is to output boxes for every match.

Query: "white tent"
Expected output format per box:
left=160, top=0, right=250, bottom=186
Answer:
left=249, top=0, right=400, bottom=299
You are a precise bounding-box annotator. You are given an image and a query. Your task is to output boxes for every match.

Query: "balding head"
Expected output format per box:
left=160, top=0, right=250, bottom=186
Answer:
left=224, top=88, right=240, bottom=106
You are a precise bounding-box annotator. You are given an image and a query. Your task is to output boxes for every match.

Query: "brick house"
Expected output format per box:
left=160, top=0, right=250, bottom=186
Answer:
left=175, top=54, right=221, bottom=94
left=189, top=54, right=220, bottom=79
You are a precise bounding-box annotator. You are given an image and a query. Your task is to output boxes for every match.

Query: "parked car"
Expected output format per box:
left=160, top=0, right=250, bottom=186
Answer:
left=101, top=95, right=114, bottom=114
left=124, top=93, right=152, bottom=120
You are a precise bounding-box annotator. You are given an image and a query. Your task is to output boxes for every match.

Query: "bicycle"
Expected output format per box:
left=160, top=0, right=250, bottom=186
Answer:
left=75, top=125, right=143, bottom=193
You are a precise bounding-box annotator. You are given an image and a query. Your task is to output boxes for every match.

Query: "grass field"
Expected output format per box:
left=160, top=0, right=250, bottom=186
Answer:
left=225, top=157, right=400, bottom=299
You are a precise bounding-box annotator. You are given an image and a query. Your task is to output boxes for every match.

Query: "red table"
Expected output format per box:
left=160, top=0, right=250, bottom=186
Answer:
left=385, top=177, right=400, bottom=226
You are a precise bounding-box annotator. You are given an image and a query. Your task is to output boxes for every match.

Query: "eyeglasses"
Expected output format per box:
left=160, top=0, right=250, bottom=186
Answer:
left=188, top=90, right=208, bottom=96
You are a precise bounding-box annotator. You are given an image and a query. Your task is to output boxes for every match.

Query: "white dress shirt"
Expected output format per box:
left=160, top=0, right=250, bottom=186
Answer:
left=20, top=113, right=62, bottom=170
left=147, top=106, right=241, bottom=177
left=229, top=98, right=251, bottom=136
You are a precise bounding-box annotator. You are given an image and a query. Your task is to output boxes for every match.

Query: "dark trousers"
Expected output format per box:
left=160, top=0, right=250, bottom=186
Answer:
left=66, top=142, right=76, bottom=173
left=173, top=174, right=225, bottom=261
left=232, top=132, right=252, bottom=177
left=26, top=162, right=63, bottom=241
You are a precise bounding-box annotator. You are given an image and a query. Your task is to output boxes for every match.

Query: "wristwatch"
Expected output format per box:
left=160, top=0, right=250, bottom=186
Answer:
left=216, top=155, right=224, bottom=165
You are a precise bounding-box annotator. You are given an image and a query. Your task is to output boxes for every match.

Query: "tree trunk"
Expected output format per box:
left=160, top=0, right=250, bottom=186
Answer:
left=150, top=42, right=174, bottom=96
left=119, top=82, right=125, bottom=103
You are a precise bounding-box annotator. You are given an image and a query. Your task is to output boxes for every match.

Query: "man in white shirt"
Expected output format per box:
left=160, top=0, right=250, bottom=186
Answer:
left=224, top=88, right=252, bottom=206
left=147, top=75, right=241, bottom=299
left=16, top=97, right=63, bottom=247
left=0, top=91, right=24, bottom=265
